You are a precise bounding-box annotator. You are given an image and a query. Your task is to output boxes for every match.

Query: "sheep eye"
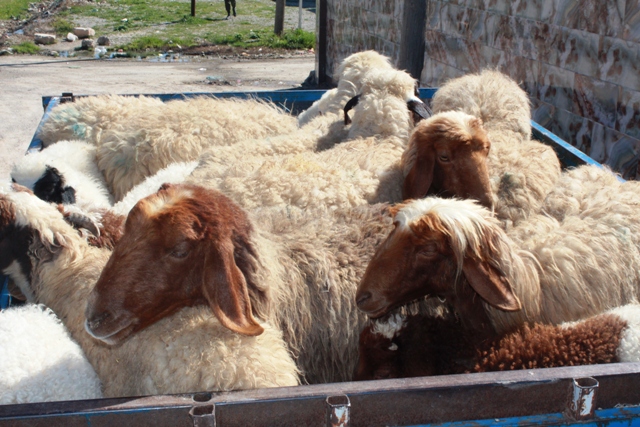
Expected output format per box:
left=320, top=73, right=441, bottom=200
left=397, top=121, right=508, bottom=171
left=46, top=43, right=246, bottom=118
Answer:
left=418, top=243, right=438, bottom=257
left=169, top=242, right=190, bottom=259
left=438, top=155, right=450, bottom=162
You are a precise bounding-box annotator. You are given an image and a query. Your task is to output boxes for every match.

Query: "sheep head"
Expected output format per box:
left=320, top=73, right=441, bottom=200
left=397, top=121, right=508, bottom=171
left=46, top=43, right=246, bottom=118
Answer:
left=85, top=183, right=266, bottom=345
left=402, top=111, right=494, bottom=210
left=355, top=197, right=521, bottom=331
left=0, top=184, right=78, bottom=303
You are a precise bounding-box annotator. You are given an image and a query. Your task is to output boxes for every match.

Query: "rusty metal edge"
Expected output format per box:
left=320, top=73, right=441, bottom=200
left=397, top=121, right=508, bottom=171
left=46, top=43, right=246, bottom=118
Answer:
left=2, top=363, right=640, bottom=423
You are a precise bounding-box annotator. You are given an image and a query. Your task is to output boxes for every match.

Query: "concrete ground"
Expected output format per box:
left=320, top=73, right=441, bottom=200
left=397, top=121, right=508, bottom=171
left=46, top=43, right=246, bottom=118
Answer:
left=0, top=51, right=316, bottom=182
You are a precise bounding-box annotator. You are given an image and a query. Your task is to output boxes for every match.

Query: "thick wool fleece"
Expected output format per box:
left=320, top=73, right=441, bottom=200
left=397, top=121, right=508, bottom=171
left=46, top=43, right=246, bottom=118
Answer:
left=429, top=70, right=561, bottom=225
left=0, top=304, right=103, bottom=404
left=36, top=95, right=298, bottom=201
left=358, top=304, right=640, bottom=380
left=1, top=190, right=299, bottom=398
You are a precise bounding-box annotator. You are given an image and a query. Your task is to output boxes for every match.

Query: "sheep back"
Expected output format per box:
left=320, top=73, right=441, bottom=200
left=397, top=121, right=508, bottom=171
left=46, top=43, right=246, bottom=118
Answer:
left=431, top=69, right=531, bottom=140
left=0, top=304, right=102, bottom=404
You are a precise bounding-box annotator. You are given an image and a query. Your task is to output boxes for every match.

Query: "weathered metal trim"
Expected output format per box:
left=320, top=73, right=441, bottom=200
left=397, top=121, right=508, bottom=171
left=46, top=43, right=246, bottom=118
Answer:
left=2, top=364, right=640, bottom=427
left=569, top=377, right=598, bottom=420
left=326, top=395, right=350, bottom=427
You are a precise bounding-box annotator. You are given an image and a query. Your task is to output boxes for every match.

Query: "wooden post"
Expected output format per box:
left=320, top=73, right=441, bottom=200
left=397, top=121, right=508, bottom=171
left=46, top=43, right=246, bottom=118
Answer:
left=191, top=0, right=196, bottom=17
left=274, top=0, right=285, bottom=35
left=398, top=0, right=427, bottom=80
left=316, top=0, right=327, bottom=84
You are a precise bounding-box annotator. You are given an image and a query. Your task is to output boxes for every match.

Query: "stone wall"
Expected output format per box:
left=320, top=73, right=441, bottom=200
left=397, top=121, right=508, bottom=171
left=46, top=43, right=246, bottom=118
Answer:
left=420, top=0, right=640, bottom=179
left=324, top=0, right=404, bottom=82
left=322, top=0, right=640, bottom=178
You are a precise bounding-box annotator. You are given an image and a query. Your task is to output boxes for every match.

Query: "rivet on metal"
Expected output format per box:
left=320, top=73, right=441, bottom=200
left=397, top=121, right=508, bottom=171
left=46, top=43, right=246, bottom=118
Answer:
left=189, top=403, right=216, bottom=427
left=569, top=377, right=599, bottom=420
left=326, top=394, right=350, bottom=427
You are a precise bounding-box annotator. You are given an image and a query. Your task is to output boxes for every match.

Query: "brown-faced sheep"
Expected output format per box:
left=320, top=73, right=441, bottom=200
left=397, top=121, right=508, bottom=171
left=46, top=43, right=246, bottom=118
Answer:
left=402, top=71, right=561, bottom=226
left=82, top=183, right=440, bottom=384
left=355, top=197, right=640, bottom=341
left=0, top=185, right=299, bottom=397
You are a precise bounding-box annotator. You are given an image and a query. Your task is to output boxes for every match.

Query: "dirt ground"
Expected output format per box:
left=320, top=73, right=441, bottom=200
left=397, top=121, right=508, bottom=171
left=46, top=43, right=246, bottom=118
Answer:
left=0, top=49, right=316, bottom=182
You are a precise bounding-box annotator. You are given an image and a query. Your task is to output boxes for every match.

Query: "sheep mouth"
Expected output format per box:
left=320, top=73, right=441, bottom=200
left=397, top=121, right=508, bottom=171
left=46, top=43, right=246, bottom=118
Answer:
left=85, top=316, right=138, bottom=345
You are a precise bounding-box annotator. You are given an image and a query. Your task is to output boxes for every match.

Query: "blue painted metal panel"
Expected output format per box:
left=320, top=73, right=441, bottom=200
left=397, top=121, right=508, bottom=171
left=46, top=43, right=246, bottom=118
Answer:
left=407, top=406, right=640, bottom=427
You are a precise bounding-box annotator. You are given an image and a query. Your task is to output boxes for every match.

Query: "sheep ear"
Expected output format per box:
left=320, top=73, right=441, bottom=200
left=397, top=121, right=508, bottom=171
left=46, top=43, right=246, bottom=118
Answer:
left=343, top=94, right=361, bottom=125
left=402, top=144, right=435, bottom=200
left=201, top=242, right=264, bottom=336
left=462, top=257, right=521, bottom=311
left=61, top=186, right=76, bottom=204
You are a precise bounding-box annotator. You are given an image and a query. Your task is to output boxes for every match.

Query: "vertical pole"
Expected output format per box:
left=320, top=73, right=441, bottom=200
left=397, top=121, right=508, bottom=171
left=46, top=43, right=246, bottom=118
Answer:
left=398, top=0, right=427, bottom=79
left=191, top=0, right=196, bottom=17
left=316, top=0, right=327, bottom=84
left=299, top=0, right=303, bottom=29
left=275, top=0, right=285, bottom=35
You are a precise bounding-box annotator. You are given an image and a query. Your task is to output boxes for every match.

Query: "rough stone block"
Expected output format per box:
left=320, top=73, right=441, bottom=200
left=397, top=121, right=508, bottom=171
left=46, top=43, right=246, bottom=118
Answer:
left=34, top=33, right=56, bottom=45
left=73, top=27, right=95, bottom=39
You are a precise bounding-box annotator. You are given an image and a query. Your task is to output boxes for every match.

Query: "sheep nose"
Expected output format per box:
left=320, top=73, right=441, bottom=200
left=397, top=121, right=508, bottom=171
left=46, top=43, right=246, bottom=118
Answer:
left=356, top=291, right=372, bottom=308
left=86, top=311, right=111, bottom=331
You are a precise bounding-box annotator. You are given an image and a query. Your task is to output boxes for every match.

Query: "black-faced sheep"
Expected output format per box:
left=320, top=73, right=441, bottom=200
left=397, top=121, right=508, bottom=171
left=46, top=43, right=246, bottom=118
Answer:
left=355, top=197, right=640, bottom=341
left=83, top=183, right=439, bottom=384
left=36, top=95, right=299, bottom=201
left=0, top=185, right=300, bottom=397
left=402, top=70, right=561, bottom=226
left=355, top=304, right=640, bottom=380
left=11, top=140, right=113, bottom=210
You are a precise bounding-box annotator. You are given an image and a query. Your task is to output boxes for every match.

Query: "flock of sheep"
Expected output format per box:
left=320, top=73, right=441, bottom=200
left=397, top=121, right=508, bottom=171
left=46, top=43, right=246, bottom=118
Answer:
left=2, top=50, right=640, bottom=406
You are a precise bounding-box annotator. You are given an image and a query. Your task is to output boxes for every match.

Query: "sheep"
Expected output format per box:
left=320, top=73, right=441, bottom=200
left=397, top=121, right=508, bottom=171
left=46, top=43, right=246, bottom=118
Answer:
left=111, top=160, right=199, bottom=216
left=11, top=139, right=113, bottom=210
left=355, top=196, right=640, bottom=341
left=355, top=304, right=640, bottom=380
left=186, top=67, right=431, bottom=212
left=36, top=95, right=299, bottom=201
left=430, top=69, right=532, bottom=140
left=402, top=71, right=561, bottom=226
left=82, top=182, right=442, bottom=384
left=0, top=303, right=103, bottom=404
left=0, top=185, right=300, bottom=397
left=297, top=50, right=394, bottom=126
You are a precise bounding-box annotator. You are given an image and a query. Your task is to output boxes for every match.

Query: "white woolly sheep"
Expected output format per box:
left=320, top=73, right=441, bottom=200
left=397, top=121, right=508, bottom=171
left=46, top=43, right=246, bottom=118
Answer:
left=297, top=50, right=394, bottom=126
left=355, top=304, right=640, bottom=380
left=111, top=160, right=199, bottom=216
left=403, top=71, right=561, bottom=226
left=0, top=185, right=300, bottom=397
left=187, top=67, right=431, bottom=212
left=0, top=303, right=103, bottom=404
left=83, top=183, right=440, bottom=384
left=11, top=139, right=113, bottom=210
left=36, top=95, right=299, bottom=201
left=356, top=196, right=640, bottom=341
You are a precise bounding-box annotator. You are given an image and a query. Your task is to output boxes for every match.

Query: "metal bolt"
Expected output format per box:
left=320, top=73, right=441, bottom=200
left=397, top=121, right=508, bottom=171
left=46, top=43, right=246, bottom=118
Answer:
left=189, top=403, right=216, bottom=427
left=569, top=377, right=598, bottom=420
left=326, top=394, right=350, bottom=427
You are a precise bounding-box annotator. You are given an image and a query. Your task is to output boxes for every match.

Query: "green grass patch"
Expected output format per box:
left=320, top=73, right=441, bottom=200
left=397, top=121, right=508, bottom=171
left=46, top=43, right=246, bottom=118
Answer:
left=44, top=0, right=316, bottom=52
left=204, top=28, right=314, bottom=49
left=52, top=18, right=75, bottom=35
left=11, top=41, right=41, bottom=54
left=122, top=35, right=196, bottom=51
left=0, top=0, right=32, bottom=20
